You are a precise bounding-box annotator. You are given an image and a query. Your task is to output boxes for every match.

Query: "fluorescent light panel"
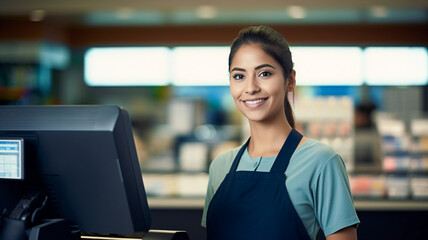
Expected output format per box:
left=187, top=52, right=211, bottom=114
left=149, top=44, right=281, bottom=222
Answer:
left=171, top=46, right=230, bottom=86
left=83, top=46, right=427, bottom=87
left=364, top=47, right=428, bottom=86
left=84, top=47, right=170, bottom=86
left=291, top=47, right=364, bottom=86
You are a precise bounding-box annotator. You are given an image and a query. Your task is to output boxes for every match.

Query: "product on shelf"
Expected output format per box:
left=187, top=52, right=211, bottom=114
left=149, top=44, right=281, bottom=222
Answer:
left=411, top=176, right=428, bottom=199
left=294, top=96, right=355, bottom=171
left=349, top=174, right=386, bottom=199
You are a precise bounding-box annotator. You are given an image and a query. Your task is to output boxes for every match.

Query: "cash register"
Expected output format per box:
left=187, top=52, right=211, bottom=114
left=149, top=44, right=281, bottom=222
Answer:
left=0, top=105, right=189, bottom=240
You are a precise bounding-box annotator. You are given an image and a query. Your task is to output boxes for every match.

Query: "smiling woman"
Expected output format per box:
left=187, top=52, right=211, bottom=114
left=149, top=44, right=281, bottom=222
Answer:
left=202, top=25, right=360, bottom=240
left=229, top=44, right=290, bottom=125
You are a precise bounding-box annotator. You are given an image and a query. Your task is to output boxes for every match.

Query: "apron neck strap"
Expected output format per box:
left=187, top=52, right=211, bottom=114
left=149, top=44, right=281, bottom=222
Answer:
left=270, top=128, right=303, bottom=174
left=229, top=138, right=250, bottom=172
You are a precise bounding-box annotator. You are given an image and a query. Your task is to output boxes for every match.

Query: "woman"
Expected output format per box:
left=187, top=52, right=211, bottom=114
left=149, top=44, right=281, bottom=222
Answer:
left=201, top=26, right=359, bottom=240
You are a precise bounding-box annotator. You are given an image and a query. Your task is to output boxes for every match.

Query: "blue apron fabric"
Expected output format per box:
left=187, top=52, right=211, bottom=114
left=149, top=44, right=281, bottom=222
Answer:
left=207, top=129, right=311, bottom=240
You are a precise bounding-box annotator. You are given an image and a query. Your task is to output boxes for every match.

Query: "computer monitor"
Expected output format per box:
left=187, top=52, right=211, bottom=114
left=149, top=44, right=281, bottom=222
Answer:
left=0, top=105, right=151, bottom=237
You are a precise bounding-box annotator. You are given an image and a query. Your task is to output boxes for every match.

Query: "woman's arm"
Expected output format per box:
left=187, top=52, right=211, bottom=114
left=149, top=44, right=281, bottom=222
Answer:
left=326, top=226, right=357, bottom=240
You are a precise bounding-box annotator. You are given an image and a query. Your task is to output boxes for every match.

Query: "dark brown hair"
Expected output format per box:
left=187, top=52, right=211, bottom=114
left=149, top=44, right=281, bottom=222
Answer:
left=228, top=25, right=295, bottom=128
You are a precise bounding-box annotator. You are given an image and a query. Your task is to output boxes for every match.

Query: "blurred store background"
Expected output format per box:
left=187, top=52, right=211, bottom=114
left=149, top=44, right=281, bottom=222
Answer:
left=0, top=0, right=427, bottom=239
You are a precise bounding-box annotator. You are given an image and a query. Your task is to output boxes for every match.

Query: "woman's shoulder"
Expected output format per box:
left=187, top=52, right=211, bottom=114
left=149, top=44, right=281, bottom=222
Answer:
left=290, top=138, right=342, bottom=174
left=297, top=138, right=338, bottom=159
left=208, top=145, right=242, bottom=190
left=209, top=146, right=241, bottom=173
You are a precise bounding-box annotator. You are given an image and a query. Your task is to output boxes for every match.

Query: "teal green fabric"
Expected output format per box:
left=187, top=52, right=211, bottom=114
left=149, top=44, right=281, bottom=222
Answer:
left=202, top=139, right=360, bottom=239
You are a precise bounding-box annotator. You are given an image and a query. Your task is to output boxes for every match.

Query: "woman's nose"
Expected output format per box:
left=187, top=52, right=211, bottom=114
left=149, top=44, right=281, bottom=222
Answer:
left=245, top=77, right=260, bottom=94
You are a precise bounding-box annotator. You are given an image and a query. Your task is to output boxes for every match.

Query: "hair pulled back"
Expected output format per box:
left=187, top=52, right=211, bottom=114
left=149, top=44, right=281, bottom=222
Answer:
left=228, top=25, right=295, bottom=128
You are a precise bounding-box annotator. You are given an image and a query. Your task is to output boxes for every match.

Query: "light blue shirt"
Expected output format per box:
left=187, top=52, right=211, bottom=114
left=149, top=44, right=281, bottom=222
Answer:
left=202, top=139, right=359, bottom=239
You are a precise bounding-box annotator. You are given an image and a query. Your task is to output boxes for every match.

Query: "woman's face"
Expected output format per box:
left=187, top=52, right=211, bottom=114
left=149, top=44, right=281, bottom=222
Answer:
left=229, top=44, right=290, bottom=124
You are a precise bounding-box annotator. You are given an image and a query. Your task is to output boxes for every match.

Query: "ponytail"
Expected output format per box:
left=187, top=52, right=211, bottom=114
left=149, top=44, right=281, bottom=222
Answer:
left=284, top=92, right=295, bottom=128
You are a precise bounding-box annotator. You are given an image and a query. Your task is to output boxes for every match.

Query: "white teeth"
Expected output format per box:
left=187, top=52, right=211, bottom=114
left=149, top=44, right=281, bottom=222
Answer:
left=245, top=99, right=265, bottom=104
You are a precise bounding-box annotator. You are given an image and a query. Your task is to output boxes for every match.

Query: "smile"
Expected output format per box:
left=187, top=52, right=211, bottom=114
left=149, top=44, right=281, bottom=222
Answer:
left=243, top=98, right=268, bottom=105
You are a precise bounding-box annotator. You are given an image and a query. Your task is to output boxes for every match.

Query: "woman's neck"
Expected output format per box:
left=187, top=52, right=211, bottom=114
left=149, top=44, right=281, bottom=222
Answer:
left=247, top=117, right=292, bottom=158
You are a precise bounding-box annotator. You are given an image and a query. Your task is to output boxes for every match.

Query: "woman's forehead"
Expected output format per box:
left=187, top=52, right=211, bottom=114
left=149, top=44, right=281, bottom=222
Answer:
left=231, top=44, right=279, bottom=68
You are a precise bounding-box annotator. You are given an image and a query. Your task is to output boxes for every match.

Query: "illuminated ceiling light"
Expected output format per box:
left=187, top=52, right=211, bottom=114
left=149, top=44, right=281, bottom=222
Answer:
left=116, top=7, right=134, bottom=19
left=370, top=6, right=388, bottom=18
left=287, top=6, right=306, bottom=19
left=30, top=10, right=45, bottom=22
left=195, top=5, right=217, bottom=19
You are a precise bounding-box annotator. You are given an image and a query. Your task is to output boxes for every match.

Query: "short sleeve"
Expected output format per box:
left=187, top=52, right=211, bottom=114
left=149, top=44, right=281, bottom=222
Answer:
left=313, top=154, right=360, bottom=236
left=201, top=176, right=214, bottom=228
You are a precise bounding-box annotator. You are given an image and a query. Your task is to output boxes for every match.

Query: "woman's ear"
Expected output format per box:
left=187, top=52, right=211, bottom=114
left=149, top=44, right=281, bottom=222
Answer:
left=286, top=70, right=296, bottom=92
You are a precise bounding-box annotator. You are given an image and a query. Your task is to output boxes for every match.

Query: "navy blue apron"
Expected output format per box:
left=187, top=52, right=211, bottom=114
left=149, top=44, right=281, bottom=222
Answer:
left=207, top=129, right=311, bottom=240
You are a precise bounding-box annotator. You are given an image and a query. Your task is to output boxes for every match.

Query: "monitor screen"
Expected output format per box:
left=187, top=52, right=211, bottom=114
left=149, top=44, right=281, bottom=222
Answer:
left=0, top=139, right=23, bottom=180
left=0, top=105, right=151, bottom=237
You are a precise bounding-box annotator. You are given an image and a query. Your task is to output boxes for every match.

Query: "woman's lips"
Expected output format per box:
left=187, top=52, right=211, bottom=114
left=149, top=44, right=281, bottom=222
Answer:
left=242, top=98, right=268, bottom=108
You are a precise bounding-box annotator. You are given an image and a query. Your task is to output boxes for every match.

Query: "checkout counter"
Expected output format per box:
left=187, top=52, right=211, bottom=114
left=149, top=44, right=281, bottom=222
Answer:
left=144, top=173, right=428, bottom=240
left=147, top=196, right=428, bottom=240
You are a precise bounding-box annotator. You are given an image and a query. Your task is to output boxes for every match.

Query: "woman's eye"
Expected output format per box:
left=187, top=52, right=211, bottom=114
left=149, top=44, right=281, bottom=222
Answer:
left=259, top=71, right=272, bottom=77
left=233, top=74, right=245, bottom=80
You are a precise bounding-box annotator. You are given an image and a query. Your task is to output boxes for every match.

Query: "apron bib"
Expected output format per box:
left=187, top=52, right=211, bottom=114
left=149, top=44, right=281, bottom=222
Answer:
left=207, top=129, right=311, bottom=240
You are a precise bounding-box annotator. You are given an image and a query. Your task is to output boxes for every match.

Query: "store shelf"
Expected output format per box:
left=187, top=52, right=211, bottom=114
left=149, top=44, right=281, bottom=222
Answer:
left=147, top=197, right=428, bottom=211
left=148, top=197, right=205, bottom=209
left=355, top=199, right=428, bottom=211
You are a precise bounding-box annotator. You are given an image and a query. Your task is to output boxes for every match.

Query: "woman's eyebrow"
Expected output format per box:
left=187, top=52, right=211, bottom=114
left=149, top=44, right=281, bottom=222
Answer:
left=231, top=67, right=246, bottom=72
left=255, top=64, right=276, bottom=70
left=231, top=64, right=276, bottom=72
